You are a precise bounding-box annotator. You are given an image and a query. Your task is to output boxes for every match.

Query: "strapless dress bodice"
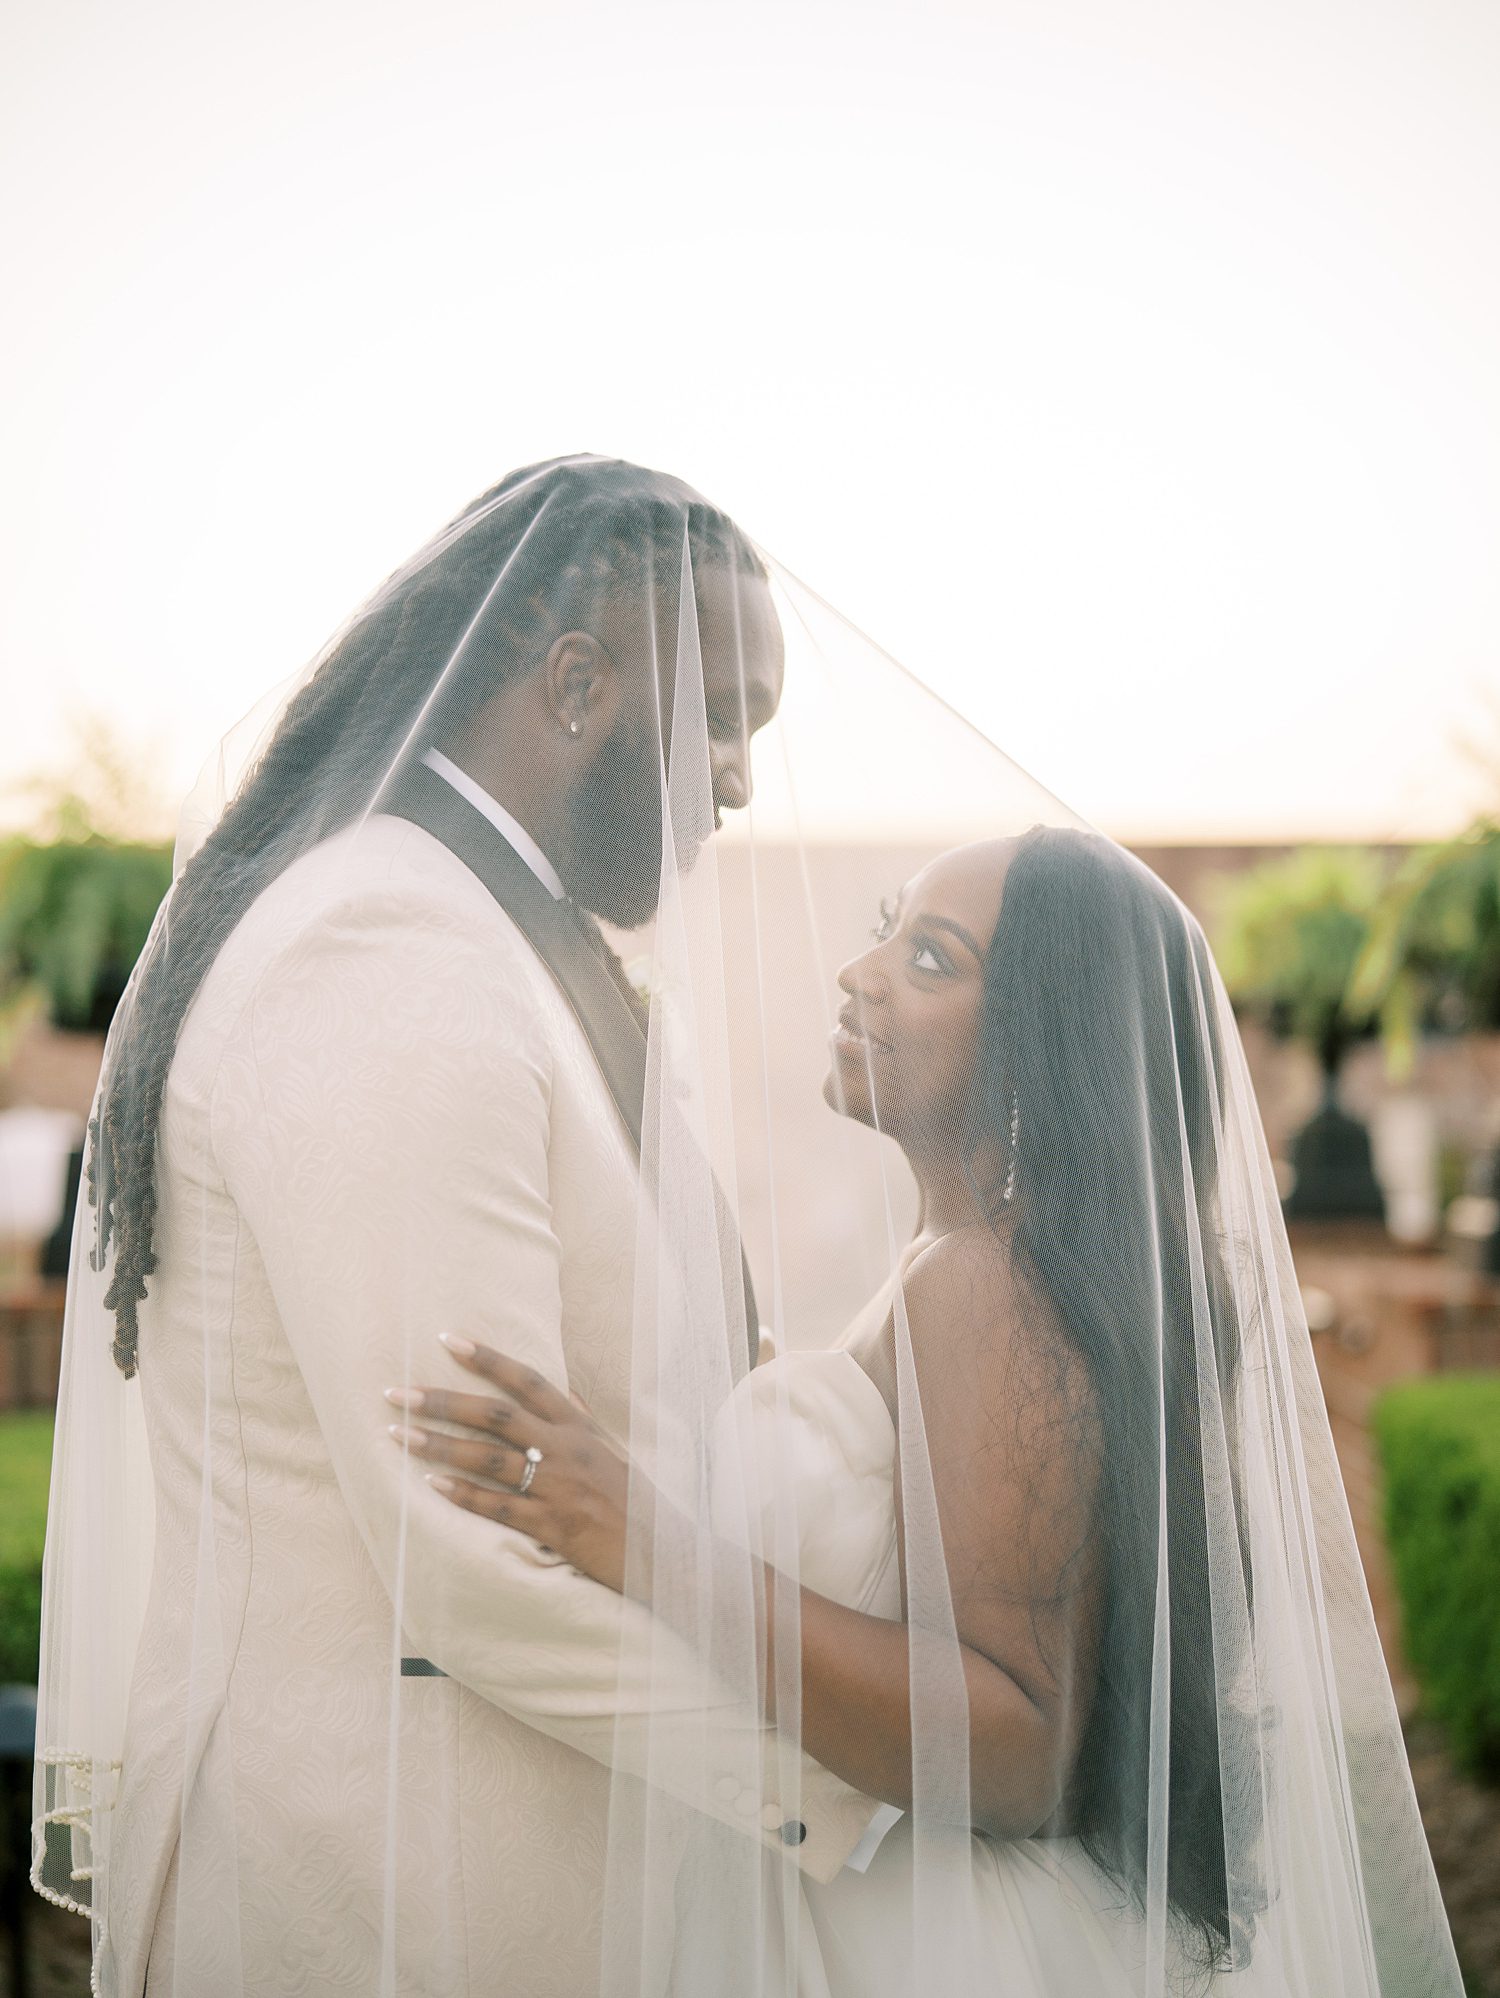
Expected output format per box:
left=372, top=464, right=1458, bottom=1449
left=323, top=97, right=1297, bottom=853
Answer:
left=711, top=1350, right=901, bottom=1622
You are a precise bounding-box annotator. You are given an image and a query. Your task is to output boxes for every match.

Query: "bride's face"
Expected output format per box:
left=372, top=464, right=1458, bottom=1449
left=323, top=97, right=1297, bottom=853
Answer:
left=824, top=841, right=1014, bottom=1149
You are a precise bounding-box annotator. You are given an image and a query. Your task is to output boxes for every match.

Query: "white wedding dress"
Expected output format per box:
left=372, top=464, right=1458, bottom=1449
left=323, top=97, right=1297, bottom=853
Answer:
left=717, top=1327, right=1152, bottom=1998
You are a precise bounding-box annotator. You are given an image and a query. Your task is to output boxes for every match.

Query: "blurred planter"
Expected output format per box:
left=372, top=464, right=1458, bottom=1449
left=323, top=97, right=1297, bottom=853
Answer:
left=1369, top=1092, right=1441, bottom=1245
left=1215, top=848, right=1387, bottom=1222
left=0, top=833, right=171, bottom=1039
left=1283, top=1080, right=1385, bottom=1221
left=1447, top=1152, right=1500, bottom=1280
left=1350, top=818, right=1500, bottom=1269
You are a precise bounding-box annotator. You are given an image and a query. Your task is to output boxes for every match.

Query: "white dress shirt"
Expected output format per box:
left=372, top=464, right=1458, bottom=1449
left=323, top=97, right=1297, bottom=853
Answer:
left=421, top=748, right=566, bottom=900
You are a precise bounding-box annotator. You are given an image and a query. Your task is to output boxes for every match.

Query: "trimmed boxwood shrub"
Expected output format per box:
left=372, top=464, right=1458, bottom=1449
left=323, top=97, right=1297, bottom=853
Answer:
left=0, top=1411, right=53, bottom=1683
left=1373, top=1375, right=1500, bottom=1779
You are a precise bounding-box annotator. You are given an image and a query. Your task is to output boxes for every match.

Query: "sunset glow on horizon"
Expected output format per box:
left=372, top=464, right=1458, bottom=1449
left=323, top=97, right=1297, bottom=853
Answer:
left=3, top=0, right=1497, bottom=845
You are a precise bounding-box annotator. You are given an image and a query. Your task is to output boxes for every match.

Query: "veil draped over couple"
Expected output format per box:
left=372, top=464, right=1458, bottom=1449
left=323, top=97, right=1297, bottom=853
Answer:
left=33, top=457, right=1460, bottom=1997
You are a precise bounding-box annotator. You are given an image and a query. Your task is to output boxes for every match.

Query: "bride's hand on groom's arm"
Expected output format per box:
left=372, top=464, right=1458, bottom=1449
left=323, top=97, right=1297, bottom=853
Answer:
left=384, top=1335, right=653, bottom=1600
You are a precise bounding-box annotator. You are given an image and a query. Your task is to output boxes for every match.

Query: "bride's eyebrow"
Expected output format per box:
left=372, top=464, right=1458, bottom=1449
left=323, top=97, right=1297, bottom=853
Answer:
left=921, top=915, right=983, bottom=960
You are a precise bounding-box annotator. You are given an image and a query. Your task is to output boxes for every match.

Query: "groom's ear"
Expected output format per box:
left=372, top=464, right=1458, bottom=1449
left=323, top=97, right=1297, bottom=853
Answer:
left=544, top=631, right=617, bottom=739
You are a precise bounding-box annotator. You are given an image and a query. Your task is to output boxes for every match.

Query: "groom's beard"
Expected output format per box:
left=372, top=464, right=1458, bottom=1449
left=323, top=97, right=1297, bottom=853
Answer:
left=559, top=718, right=668, bottom=928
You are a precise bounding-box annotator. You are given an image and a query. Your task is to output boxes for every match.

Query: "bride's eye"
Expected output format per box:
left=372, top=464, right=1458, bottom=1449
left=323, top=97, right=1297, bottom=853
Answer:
left=911, top=939, right=948, bottom=975
left=871, top=897, right=897, bottom=942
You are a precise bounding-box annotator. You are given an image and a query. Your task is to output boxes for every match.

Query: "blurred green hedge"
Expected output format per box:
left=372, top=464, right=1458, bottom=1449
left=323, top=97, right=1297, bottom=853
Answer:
left=0, top=1411, right=53, bottom=1683
left=1373, top=1375, right=1500, bottom=1779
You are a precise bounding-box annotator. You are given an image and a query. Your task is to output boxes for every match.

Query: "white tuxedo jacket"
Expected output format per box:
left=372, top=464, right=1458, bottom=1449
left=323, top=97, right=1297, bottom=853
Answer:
left=104, top=811, right=875, bottom=1998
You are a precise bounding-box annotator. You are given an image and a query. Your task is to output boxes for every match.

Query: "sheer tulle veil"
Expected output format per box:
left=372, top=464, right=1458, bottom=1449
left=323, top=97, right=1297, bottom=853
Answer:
left=32, top=455, right=1461, bottom=1996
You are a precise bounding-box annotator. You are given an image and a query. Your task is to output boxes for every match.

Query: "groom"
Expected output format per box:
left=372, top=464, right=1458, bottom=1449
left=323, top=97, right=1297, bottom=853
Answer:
left=104, top=460, right=879, bottom=1998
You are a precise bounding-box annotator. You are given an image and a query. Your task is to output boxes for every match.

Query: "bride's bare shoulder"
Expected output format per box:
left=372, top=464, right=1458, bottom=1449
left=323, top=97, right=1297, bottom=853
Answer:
left=900, top=1223, right=1033, bottom=1336
left=898, top=1224, right=1087, bottom=1411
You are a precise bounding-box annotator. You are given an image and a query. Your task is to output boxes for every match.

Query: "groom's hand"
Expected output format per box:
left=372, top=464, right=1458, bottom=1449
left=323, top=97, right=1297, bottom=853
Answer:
left=385, top=1336, right=641, bottom=1597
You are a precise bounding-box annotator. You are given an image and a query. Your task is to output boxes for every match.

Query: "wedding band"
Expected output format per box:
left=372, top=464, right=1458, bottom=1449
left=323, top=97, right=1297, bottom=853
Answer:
left=517, top=1445, right=543, bottom=1496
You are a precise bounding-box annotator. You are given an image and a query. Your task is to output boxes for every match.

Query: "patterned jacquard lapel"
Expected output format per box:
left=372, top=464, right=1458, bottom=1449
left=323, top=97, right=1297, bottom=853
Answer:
left=380, top=757, right=758, bottom=1370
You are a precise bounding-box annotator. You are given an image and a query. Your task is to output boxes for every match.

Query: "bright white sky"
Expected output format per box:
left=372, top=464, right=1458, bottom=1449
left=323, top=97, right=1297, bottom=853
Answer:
left=2, top=0, right=1497, bottom=842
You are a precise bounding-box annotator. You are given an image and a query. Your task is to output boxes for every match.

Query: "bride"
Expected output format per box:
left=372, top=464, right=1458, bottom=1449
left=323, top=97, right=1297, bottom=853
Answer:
left=391, top=826, right=1458, bottom=1996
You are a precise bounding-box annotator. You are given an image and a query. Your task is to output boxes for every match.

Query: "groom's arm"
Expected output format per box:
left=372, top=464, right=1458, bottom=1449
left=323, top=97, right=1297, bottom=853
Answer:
left=210, top=887, right=877, bottom=1883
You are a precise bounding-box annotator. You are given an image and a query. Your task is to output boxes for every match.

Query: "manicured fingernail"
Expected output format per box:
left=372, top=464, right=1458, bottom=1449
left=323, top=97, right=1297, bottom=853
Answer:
left=440, top=1334, right=477, bottom=1359
left=426, top=1474, right=458, bottom=1495
left=388, top=1424, right=427, bottom=1451
left=384, top=1387, right=424, bottom=1411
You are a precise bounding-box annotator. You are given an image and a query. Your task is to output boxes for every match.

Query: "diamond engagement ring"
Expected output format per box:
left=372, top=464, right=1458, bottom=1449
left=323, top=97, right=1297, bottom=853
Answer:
left=517, top=1446, right=543, bottom=1496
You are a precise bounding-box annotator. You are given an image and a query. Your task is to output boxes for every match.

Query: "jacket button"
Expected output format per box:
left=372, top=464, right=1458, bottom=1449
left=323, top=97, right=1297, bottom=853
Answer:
left=779, top=1820, right=808, bottom=1847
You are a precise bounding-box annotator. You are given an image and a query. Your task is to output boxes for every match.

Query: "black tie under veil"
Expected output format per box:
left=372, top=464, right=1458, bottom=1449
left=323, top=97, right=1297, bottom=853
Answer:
left=33, top=455, right=1461, bottom=1997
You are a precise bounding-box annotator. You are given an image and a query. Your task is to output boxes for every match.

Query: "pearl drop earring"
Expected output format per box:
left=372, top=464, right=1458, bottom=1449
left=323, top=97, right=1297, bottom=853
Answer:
left=1001, top=1092, right=1020, bottom=1204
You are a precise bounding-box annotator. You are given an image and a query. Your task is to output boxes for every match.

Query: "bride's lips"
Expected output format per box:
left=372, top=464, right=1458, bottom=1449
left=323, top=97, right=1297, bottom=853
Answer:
left=830, top=1007, right=894, bottom=1057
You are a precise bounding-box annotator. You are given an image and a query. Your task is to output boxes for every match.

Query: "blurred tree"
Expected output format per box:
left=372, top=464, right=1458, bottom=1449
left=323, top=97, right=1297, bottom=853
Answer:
left=1351, top=818, right=1500, bottom=1076
left=0, top=836, right=172, bottom=1035
left=0, top=721, right=173, bottom=1041
left=1215, top=847, right=1387, bottom=1077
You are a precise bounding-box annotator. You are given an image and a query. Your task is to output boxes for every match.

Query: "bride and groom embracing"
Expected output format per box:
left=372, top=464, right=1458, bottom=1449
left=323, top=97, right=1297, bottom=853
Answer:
left=35, top=457, right=1461, bottom=1997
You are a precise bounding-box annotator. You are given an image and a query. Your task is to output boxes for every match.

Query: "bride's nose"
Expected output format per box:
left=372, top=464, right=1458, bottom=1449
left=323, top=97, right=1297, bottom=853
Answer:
left=836, top=950, right=886, bottom=1001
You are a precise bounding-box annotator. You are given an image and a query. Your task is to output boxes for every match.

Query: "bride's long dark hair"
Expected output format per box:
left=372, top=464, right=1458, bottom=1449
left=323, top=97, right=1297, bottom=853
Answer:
left=92, top=458, right=762, bottom=1378
left=973, top=828, right=1259, bottom=1969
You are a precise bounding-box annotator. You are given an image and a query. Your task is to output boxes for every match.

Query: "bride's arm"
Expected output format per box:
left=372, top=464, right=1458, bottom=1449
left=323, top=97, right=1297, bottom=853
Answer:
left=767, top=1234, right=1103, bottom=1839
left=403, top=1232, right=1102, bottom=1842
